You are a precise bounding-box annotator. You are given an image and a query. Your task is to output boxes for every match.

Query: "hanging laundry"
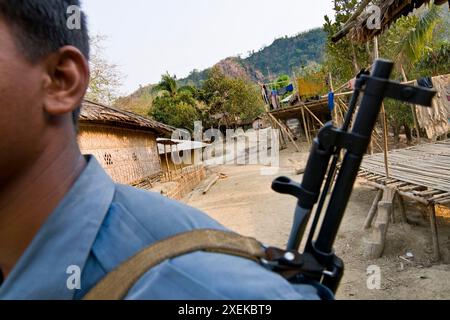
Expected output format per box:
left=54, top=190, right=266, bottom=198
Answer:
left=261, top=84, right=270, bottom=105
left=271, top=91, right=280, bottom=110
left=328, top=92, right=335, bottom=112
left=277, top=84, right=294, bottom=96
left=417, top=77, right=433, bottom=88
left=415, top=75, right=450, bottom=140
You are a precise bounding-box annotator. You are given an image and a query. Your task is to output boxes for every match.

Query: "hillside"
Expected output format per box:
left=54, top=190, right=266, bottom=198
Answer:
left=179, top=27, right=326, bottom=87
left=116, top=27, right=327, bottom=114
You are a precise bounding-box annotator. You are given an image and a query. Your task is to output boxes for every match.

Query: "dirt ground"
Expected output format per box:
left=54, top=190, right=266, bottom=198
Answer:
left=183, top=142, right=450, bottom=300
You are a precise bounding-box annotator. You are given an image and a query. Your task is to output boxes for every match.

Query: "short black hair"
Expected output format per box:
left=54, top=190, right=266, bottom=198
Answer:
left=0, top=0, right=90, bottom=124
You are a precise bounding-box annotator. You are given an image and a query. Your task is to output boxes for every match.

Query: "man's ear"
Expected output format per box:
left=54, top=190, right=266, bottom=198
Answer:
left=42, top=46, right=90, bottom=116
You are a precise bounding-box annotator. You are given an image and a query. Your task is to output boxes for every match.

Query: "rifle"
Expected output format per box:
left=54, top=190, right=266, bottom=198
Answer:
left=84, top=59, right=437, bottom=300
left=270, top=59, right=436, bottom=294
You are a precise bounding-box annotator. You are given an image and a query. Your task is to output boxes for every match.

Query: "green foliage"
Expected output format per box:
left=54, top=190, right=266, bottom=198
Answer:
left=149, top=74, right=201, bottom=130
left=271, top=75, right=290, bottom=90
left=381, top=4, right=442, bottom=71
left=384, top=98, right=414, bottom=128
left=201, top=67, right=265, bottom=125
left=245, top=28, right=327, bottom=79
left=150, top=94, right=200, bottom=131
left=323, top=1, right=448, bottom=140
left=152, top=73, right=198, bottom=97
left=413, top=41, right=450, bottom=77
left=323, top=1, right=370, bottom=85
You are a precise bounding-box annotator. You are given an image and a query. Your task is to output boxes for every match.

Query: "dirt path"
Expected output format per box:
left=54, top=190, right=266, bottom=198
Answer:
left=184, top=143, right=450, bottom=300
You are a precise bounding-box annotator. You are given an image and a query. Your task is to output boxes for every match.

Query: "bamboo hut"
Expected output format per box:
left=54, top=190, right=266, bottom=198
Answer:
left=77, top=100, right=172, bottom=187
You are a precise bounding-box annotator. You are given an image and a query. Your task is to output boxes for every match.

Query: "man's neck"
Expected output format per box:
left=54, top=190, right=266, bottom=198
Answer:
left=0, top=135, right=86, bottom=278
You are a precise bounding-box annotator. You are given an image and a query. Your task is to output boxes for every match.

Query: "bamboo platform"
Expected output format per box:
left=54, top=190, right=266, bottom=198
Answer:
left=359, top=140, right=450, bottom=261
left=359, top=140, right=450, bottom=206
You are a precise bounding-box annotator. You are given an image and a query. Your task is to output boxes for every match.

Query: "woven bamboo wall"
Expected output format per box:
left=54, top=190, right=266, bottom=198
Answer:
left=78, top=124, right=162, bottom=185
left=161, top=165, right=207, bottom=200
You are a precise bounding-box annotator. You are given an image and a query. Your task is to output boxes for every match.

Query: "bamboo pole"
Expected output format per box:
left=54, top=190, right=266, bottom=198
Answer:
left=364, top=189, right=383, bottom=229
left=301, top=107, right=310, bottom=143
left=428, top=204, right=441, bottom=261
left=268, top=113, right=301, bottom=152
left=164, top=144, right=172, bottom=181
left=303, top=104, right=324, bottom=127
left=400, top=65, right=420, bottom=142
left=374, top=37, right=390, bottom=179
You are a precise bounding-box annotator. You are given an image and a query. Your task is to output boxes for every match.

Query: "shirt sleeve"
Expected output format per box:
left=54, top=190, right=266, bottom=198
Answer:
left=124, top=251, right=321, bottom=300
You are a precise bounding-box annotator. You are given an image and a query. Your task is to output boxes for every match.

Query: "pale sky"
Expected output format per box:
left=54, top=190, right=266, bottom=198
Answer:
left=83, top=1, right=335, bottom=95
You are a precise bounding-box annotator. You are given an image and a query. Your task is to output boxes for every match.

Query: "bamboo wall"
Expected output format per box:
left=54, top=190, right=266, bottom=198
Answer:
left=78, top=124, right=162, bottom=185
left=160, top=165, right=207, bottom=200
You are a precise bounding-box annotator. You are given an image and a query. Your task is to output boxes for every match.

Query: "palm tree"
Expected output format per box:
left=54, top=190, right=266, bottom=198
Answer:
left=385, top=3, right=442, bottom=74
left=152, top=73, right=197, bottom=97
left=382, top=3, right=442, bottom=142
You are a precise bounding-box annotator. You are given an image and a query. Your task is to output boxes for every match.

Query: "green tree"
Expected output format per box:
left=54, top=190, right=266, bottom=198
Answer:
left=381, top=4, right=442, bottom=75
left=379, top=3, right=443, bottom=143
left=272, top=74, right=290, bottom=90
left=413, top=41, right=450, bottom=78
left=323, top=0, right=371, bottom=84
left=201, top=67, right=264, bottom=126
left=152, top=73, right=197, bottom=98
left=149, top=74, right=201, bottom=131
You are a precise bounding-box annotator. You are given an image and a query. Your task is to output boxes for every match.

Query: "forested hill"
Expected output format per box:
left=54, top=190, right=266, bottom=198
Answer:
left=179, top=27, right=326, bottom=87
left=116, top=27, right=326, bottom=113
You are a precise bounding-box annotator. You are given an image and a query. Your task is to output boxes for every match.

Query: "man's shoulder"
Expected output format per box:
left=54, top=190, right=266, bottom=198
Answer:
left=89, top=184, right=225, bottom=271
left=112, top=184, right=225, bottom=236
left=85, top=184, right=321, bottom=300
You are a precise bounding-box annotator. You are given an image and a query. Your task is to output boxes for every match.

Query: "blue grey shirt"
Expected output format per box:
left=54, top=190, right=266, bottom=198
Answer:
left=0, top=156, right=321, bottom=300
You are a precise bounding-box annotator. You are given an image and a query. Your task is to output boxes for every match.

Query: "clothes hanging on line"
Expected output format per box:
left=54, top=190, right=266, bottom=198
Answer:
left=328, top=92, right=335, bottom=112
left=271, top=92, right=280, bottom=110
left=261, top=85, right=270, bottom=105
left=417, top=77, right=434, bottom=89
left=277, top=84, right=294, bottom=96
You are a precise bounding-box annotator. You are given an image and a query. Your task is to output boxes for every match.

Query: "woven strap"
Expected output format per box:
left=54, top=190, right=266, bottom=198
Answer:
left=84, top=229, right=266, bottom=300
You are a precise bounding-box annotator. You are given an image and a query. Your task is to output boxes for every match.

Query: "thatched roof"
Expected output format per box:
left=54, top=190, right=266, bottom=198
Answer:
left=333, top=0, right=448, bottom=43
left=80, top=100, right=173, bottom=135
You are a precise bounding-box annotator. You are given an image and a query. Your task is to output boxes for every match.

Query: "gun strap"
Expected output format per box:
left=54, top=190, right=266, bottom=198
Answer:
left=84, top=229, right=266, bottom=300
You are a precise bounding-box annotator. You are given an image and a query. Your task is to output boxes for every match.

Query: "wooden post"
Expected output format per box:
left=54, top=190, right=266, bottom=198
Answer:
left=164, top=144, right=172, bottom=181
left=364, top=187, right=395, bottom=259
left=395, top=192, right=408, bottom=224
left=303, top=104, right=325, bottom=127
left=268, top=113, right=287, bottom=149
left=401, top=65, right=420, bottom=142
left=364, top=189, right=383, bottom=229
left=268, top=113, right=301, bottom=152
left=428, top=204, right=441, bottom=261
left=374, top=36, right=390, bottom=179
left=300, top=107, right=310, bottom=143
left=175, top=144, right=183, bottom=174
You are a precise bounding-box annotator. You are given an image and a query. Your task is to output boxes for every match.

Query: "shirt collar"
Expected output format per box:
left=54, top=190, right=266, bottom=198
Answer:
left=0, top=156, right=115, bottom=300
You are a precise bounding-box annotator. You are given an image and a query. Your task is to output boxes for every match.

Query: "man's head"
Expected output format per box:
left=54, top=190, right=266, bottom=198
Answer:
left=0, top=0, right=90, bottom=183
